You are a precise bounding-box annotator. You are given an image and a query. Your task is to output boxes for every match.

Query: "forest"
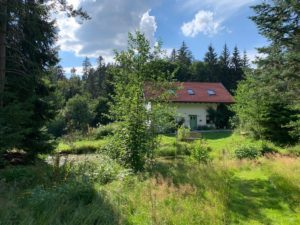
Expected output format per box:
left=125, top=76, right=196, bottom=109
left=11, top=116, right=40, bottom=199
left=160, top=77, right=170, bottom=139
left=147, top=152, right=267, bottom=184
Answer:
left=0, top=0, right=299, bottom=224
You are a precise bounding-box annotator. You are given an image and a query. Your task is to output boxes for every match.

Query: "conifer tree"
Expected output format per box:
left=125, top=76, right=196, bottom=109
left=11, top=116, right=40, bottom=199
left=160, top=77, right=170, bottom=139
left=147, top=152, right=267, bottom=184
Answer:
left=204, top=44, right=218, bottom=66
left=0, top=0, right=89, bottom=155
left=233, top=0, right=300, bottom=143
left=219, top=44, right=230, bottom=68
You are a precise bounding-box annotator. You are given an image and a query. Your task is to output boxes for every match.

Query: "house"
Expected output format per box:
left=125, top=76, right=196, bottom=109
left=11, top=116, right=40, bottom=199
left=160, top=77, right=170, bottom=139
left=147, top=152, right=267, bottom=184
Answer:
left=170, top=82, right=234, bottom=129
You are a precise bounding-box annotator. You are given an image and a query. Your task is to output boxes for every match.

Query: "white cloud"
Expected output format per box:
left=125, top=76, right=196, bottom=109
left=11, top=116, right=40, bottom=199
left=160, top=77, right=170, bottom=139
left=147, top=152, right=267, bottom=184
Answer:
left=178, top=0, right=258, bottom=37
left=246, top=48, right=267, bottom=68
left=179, top=0, right=257, bottom=16
left=181, top=10, right=222, bottom=37
left=140, top=10, right=157, bottom=45
left=55, top=0, right=160, bottom=63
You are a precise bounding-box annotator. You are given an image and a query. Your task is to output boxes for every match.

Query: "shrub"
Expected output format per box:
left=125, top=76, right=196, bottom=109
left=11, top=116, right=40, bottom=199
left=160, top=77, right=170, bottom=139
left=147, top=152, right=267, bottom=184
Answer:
left=95, top=123, right=120, bottom=139
left=177, top=125, right=190, bottom=141
left=235, top=145, right=261, bottom=159
left=190, top=140, right=211, bottom=163
left=260, top=142, right=278, bottom=155
left=64, top=95, right=94, bottom=132
left=287, top=145, right=300, bottom=156
left=156, top=142, right=190, bottom=157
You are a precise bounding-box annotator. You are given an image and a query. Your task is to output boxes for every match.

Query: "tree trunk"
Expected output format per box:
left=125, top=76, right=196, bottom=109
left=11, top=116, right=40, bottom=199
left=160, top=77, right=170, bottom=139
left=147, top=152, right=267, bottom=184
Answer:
left=0, top=0, right=7, bottom=107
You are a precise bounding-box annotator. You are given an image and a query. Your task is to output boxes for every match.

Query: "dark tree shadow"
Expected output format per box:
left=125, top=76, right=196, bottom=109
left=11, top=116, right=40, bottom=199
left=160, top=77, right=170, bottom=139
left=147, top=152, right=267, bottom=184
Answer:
left=228, top=176, right=299, bottom=225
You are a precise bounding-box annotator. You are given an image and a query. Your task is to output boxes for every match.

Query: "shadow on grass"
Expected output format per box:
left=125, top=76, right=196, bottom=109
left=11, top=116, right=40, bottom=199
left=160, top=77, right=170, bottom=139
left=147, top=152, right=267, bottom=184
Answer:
left=228, top=176, right=299, bottom=225
left=152, top=158, right=300, bottom=225
left=0, top=158, right=125, bottom=225
left=201, top=131, right=233, bottom=140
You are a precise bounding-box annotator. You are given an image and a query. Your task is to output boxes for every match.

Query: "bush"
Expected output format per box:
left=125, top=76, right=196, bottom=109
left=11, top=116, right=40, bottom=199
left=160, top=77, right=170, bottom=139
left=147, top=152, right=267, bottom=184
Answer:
left=64, top=95, right=94, bottom=132
left=95, top=123, right=120, bottom=139
left=235, top=145, right=261, bottom=159
left=156, top=142, right=190, bottom=157
left=177, top=125, right=190, bottom=141
left=190, top=140, right=211, bottom=163
left=260, top=142, right=278, bottom=155
left=287, top=145, right=300, bottom=156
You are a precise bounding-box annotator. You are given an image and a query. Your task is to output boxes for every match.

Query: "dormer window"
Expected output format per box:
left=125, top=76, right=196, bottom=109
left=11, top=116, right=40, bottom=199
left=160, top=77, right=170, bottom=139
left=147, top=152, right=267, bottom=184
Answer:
left=207, top=89, right=216, bottom=96
left=187, top=89, right=195, bottom=95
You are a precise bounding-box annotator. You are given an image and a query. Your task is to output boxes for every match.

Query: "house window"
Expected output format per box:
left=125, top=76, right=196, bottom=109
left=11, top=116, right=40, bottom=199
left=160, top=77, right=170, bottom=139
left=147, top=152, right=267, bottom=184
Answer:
left=207, top=89, right=216, bottom=96
left=187, top=89, right=195, bottom=95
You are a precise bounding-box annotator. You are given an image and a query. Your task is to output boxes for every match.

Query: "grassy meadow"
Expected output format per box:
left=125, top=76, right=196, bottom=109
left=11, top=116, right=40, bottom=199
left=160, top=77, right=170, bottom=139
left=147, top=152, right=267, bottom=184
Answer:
left=1, top=131, right=299, bottom=225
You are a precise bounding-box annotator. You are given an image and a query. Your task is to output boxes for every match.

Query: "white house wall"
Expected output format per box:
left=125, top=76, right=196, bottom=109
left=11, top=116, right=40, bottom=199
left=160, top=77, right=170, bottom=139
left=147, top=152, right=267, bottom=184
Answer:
left=173, top=103, right=218, bottom=128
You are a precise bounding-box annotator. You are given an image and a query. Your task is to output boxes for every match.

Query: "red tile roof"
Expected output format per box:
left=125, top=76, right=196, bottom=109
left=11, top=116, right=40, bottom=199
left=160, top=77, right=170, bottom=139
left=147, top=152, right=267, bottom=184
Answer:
left=171, top=82, right=234, bottom=103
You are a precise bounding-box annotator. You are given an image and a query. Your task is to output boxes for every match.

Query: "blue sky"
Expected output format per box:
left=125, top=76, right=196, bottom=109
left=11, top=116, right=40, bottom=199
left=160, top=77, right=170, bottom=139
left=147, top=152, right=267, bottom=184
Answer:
left=57, top=0, right=266, bottom=75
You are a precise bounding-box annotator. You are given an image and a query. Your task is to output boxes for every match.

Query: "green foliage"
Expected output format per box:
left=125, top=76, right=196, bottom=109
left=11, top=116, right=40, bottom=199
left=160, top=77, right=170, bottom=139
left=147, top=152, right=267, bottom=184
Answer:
left=95, top=123, right=121, bottom=139
left=92, top=97, right=111, bottom=126
left=0, top=1, right=57, bottom=155
left=235, top=145, right=261, bottom=159
left=287, top=145, right=300, bottom=157
left=207, top=103, right=234, bottom=129
left=233, top=0, right=300, bottom=144
left=47, top=115, right=67, bottom=138
left=232, top=73, right=298, bottom=144
left=177, top=125, right=190, bottom=141
left=110, top=32, right=175, bottom=171
left=64, top=94, right=94, bottom=132
left=190, top=140, right=211, bottom=163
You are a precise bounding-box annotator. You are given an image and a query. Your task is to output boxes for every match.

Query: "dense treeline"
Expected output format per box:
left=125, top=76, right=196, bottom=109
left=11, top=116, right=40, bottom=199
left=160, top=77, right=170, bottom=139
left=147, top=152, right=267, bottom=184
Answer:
left=47, top=42, right=248, bottom=137
left=0, top=0, right=298, bottom=164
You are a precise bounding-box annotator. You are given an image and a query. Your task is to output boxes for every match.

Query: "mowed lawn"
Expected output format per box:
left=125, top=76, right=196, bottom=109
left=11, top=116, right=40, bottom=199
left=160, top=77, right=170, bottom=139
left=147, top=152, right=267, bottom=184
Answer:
left=1, top=131, right=299, bottom=225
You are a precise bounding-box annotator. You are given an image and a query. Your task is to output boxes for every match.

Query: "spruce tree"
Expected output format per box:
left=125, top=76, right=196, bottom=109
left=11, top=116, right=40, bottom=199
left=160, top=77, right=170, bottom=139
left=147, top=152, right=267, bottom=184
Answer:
left=231, top=46, right=242, bottom=70
left=219, top=44, right=230, bottom=68
left=204, top=44, right=219, bottom=82
left=204, top=44, right=218, bottom=66
left=0, top=0, right=89, bottom=156
left=233, top=0, right=300, bottom=143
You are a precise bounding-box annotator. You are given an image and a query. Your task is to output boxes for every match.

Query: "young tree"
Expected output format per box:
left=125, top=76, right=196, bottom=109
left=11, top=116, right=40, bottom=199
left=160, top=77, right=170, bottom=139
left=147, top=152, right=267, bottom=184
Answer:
left=64, top=94, right=93, bottom=132
left=110, top=31, right=175, bottom=171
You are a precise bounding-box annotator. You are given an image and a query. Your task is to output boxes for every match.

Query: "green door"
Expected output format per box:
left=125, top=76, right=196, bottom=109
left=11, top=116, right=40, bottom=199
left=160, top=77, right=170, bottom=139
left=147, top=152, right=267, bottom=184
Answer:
left=189, top=115, right=197, bottom=130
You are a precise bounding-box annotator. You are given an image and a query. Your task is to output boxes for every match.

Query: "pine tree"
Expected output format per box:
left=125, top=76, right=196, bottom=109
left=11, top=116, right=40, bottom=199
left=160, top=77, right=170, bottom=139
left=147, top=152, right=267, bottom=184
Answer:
left=169, top=48, right=176, bottom=62
left=219, top=44, right=230, bottom=68
left=242, top=50, right=250, bottom=68
left=176, top=42, right=193, bottom=65
left=204, top=44, right=218, bottom=66
left=231, top=46, right=242, bottom=70
left=174, top=42, right=193, bottom=81
left=203, top=44, right=219, bottom=82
